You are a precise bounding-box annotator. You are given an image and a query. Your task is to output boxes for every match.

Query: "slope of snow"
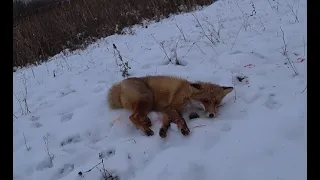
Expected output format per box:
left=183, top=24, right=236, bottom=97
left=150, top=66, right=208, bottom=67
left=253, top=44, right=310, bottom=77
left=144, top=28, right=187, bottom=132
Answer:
left=13, top=0, right=307, bottom=180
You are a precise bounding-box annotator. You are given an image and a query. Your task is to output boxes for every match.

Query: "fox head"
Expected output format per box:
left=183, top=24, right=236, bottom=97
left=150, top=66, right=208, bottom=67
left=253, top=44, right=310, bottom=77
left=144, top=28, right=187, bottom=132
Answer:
left=190, top=82, right=233, bottom=118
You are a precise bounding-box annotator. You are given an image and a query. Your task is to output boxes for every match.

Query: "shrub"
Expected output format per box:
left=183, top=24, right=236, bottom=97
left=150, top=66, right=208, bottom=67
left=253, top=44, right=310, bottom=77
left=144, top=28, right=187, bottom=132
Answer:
left=13, top=0, right=215, bottom=68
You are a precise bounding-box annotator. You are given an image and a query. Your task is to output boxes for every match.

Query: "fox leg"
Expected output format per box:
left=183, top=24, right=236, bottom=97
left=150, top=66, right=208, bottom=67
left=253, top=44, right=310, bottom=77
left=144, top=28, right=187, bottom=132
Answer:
left=129, top=113, right=154, bottom=136
left=164, top=108, right=190, bottom=136
left=159, top=113, right=171, bottom=138
left=174, top=109, right=190, bottom=136
left=120, top=79, right=154, bottom=136
left=130, top=101, right=154, bottom=136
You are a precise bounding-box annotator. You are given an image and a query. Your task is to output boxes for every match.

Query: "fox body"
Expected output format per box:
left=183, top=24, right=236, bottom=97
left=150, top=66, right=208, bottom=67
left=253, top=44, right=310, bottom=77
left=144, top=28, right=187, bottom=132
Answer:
left=107, top=75, right=233, bottom=138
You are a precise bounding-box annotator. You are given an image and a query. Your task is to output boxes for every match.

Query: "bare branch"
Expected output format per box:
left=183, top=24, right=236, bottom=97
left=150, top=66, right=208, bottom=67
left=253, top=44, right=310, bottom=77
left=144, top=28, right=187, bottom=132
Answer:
left=284, top=0, right=299, bottom=23
left=279, top=27, right=298, bottom=76
left=151, top=34, right=171, bottom=62
left=113, top=43, right=131, bottom=78
left=43, top=133, right=54, bottom=162
left=301, top=85, right=307, bottom=93
left=14, top=92, right=24, bottom=115
left=231, top=73, right=237, bottom=102
left=191, top=13, right=218, bottom=54
left=22, top=76, right=31, bottom=114
left=174, top=20, right=187, bottom=41
left=23, top=133, right=31, bottom=151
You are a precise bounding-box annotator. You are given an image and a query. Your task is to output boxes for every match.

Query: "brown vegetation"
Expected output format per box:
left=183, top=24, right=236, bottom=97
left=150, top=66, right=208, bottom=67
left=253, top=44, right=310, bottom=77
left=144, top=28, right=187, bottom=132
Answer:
left=13, top=0, right=214, bottom=68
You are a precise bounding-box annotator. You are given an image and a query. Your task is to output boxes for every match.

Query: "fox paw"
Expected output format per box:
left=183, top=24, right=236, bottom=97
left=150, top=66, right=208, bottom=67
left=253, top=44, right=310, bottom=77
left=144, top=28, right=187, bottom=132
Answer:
left=144, top=120, right=152, bottom=128
left=189, top=112, right=200, bottom=120
left=180, top=127, right=190, bottom=136
left=159, top=128, right=167, bottom=138
left=141, top=118, right=152, bottom=128
left=145, top=129, right=154, bottom=136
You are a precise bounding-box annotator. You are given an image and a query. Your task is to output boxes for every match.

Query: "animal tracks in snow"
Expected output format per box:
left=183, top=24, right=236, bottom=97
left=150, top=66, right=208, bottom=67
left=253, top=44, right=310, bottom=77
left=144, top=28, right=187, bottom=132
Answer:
left=59, top=89, right=76, bottom=98
left=60, top=134, right=82, bottom=147
left=263, top=93, right=282, bottom=110
left=51, top=164, right=75, bottom=180
left=29, top=115, right=43, bottom=128
left=60, top=112, right=74, bottom=123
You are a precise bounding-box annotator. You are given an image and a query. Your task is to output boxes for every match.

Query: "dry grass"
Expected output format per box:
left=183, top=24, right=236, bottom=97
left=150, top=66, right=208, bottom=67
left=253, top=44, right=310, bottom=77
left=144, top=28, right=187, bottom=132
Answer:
left=13, top=0, right=215, bottom=68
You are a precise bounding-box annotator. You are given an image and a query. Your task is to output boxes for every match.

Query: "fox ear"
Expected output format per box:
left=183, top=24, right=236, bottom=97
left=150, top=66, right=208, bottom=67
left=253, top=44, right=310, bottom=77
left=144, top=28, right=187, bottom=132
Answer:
left=222, top=86, right=233, bottom=94
left=190, top=83, right=201, bottom=90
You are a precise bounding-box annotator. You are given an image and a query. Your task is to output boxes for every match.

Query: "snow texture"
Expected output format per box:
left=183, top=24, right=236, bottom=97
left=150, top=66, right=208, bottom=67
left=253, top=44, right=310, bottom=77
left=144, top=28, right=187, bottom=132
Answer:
left=13, top=0, right=306, bottom=180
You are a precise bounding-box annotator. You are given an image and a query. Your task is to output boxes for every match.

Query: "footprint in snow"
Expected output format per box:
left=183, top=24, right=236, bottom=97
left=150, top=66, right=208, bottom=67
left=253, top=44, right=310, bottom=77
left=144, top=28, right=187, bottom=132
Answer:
left=32, top=122, right=43, bottom=128
left=59, top=88, right=76, bottom=98
left=51, top=164, right=75, bottom=180
left=263, top=93, right=281, bottom=110
left=29, top=115, right=43, bottom=128
left=36, top=156, right=53, bottom=171
left=30, top=115, right=40, bottom=121
left=99, top=148, right=116, bottom=159
left=60, top=134, right=82, bottom=147
left=60, top=112, right=73, bottom=123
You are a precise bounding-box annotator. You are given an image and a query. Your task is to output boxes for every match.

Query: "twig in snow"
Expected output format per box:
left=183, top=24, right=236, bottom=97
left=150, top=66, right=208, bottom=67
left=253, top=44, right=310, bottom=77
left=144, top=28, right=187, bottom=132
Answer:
left=279, top=27, right=298, bottom=76
left=181, top=42, right=196, bottom=59
left=284, top=0, right=299, bottom=23
left=175, top=20, right=187, bottom=41
left=151, top=34, right=183, bottom=65
left=230, top=16, right=249, bottom=51
left=191, top=13, right=218, bottom=54
left=113, top=43, right=131, bottom=78
left=231, top=73, right=237, bottom=102
left=22, top=75, right=31, bottom=114
left=23, top=132, right=31, bottom=151
left=44, top=62, right=50, bottom=75
left=236, top=0, right=246, bottom=17
left=276, top=0, right=280, bottom=12
left=267, top=0, right=275, bottom=11
left=122, top=139, right=136, bottom=144
left=14, top=92, right=24, bottom=115
left=78, top=161, right=103, bottom=176
left=202, top=16, right=222, bottom=41
left=43, top=133, right=54, bottom=162
left=170, top=38, right=183, bottom=65
left=195, top=43, right=206, bottom=55
left=30, top=67, right=35, bottom=78
left=258, top=16, right=266, bottom=31
left=151, top=34, right=171, bottom=62
left=191, top=124, right=206, bottom=129
left=301, top=85, right=307, bottom=93
left=78, top=159, right=119, bottom=180
left=100, top=158, right=112, bottom=180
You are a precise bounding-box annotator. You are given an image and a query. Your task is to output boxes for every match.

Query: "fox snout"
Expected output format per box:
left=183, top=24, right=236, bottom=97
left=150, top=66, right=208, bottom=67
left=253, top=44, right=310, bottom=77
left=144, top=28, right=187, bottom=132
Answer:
left=205, top=107, right=217, bottom=118
left=207, top=113, right=215, bottom=118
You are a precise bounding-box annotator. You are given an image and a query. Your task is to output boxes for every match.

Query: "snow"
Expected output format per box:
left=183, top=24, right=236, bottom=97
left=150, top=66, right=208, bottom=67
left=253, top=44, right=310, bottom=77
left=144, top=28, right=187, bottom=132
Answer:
left=13, top=0, right=307, bottom=179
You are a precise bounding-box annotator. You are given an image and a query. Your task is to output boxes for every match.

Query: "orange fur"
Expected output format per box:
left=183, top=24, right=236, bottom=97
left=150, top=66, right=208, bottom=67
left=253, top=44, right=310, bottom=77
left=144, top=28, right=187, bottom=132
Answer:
left=107, top=75, right=233, bottom=137
left=190, top=81, right=233, bottom=118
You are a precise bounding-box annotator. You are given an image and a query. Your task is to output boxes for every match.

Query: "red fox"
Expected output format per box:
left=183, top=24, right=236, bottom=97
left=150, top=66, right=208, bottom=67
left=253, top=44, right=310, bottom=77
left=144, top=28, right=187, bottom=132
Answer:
left=107, top=75, right=233, bottom=138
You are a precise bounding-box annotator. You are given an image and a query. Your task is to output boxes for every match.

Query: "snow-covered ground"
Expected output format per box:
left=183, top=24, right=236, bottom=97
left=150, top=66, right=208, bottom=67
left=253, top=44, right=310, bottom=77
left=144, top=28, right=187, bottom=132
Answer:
left=13, top=0, right=307, bottom=179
